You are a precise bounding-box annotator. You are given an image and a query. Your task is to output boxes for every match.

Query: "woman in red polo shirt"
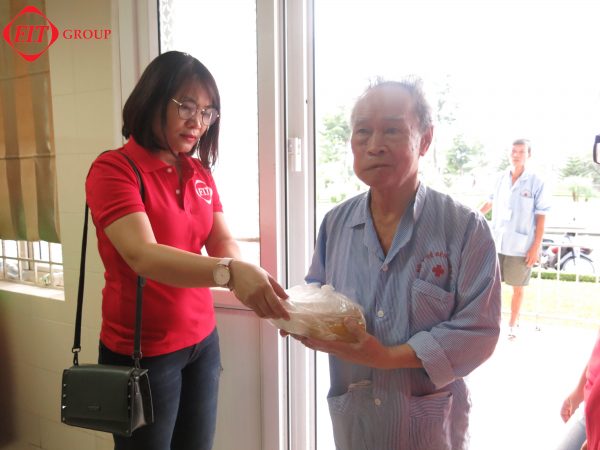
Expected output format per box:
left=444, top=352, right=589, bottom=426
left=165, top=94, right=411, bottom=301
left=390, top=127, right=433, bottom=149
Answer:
left=584, top=334, right=600, bottom=450
left=86, top=51, right=289, bottom=450
left=558, top=331, right=600, bottom=450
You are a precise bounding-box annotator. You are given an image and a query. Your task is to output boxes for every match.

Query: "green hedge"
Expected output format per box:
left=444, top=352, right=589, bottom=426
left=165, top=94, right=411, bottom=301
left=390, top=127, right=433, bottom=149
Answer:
left=531, top=271, right=598, bottom=283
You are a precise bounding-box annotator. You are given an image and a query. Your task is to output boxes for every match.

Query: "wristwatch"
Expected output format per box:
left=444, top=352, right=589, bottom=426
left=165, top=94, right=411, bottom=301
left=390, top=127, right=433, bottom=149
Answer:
left=213, top=257, right=233, bottom=289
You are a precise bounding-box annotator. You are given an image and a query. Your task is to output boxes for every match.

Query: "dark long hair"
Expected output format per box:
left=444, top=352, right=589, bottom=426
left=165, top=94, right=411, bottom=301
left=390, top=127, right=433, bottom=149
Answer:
left=122, top=51, right=221, bottom=169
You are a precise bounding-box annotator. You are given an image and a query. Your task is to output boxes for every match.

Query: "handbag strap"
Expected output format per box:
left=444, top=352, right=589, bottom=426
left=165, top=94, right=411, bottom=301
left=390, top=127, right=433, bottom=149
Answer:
left=72, top=151, right=146, bottom=368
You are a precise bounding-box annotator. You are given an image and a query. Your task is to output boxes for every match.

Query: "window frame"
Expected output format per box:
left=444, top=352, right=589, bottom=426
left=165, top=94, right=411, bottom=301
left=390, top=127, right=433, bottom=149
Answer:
left=0, top=239, right=64, bottom=289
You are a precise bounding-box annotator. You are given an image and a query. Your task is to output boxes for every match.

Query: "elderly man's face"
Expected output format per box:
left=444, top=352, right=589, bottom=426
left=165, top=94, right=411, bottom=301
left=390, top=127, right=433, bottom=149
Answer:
left=350, top=86, right=431, bottom=192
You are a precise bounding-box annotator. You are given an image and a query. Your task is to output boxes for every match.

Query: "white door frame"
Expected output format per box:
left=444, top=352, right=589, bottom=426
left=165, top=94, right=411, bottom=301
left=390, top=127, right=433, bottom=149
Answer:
left=283, top=0, right=317, bottom=448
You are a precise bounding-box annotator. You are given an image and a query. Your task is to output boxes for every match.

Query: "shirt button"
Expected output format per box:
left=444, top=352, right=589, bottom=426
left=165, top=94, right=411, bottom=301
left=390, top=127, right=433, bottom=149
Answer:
left=166, top=167, right=173, bottom=173
left=374, top=398, right=382, bottom=406
left=381, top=264, right=388, bottom=272
left=377, top=310, right=384, bottom=318
left=175, top=189, right=181, bottom=195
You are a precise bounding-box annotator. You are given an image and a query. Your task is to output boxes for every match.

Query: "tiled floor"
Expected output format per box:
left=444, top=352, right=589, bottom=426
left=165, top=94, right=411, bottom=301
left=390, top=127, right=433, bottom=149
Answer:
left=468, top=322, right=596, bottom=450
left=316, top=322, right=598, bottom=449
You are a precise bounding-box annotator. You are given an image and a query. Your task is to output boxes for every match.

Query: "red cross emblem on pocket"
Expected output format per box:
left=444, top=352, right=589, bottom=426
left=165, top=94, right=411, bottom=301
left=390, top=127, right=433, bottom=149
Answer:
left=432, top=264, right=445, bottom=277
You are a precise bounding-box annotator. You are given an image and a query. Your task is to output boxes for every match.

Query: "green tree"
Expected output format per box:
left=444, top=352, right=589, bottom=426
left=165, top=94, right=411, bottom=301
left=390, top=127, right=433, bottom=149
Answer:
left=317, top=109, right=363, bottom=204
left=319, top=111, right=351, bottom=163
left=432, top=77, right=457, bottom=173
left=561, top=156, right=595, bottom=178
left=559, top=156, right=599, bottom=200
left=445, top=135, right=485, bottom=176
left=562, top=176, right=594, bottom=202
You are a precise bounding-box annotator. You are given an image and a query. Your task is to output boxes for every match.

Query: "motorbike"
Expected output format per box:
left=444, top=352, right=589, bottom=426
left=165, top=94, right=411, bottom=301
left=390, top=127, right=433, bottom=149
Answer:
left=539, top=232, right=597, bottom=276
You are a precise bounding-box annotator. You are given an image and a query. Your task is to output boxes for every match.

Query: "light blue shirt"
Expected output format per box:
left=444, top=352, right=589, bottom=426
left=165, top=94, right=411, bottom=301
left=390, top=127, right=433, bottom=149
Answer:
left=489, top=168, right=550, bottom=256
left=306, top=183, right=501, bottom=450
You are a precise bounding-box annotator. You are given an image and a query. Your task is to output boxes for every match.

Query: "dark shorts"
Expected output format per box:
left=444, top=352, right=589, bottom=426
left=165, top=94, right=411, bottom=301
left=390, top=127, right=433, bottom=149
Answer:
left=498, top=253, right=532, bottom=286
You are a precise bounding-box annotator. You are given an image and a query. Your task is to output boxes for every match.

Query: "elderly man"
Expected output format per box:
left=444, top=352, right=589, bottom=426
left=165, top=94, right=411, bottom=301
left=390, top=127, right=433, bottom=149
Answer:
left=298, top=79, right=501, bottom=450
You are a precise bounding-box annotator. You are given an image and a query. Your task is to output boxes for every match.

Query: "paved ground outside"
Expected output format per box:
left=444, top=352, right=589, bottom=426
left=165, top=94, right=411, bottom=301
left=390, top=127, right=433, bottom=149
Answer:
left=316, top=321, right=598, bottom=449
left=468, top=322, right=596, bottom=450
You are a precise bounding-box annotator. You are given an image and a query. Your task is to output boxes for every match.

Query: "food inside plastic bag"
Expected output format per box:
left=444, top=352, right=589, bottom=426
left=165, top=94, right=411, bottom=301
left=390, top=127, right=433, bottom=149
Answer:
left=270, top=284, right=366, bottom=343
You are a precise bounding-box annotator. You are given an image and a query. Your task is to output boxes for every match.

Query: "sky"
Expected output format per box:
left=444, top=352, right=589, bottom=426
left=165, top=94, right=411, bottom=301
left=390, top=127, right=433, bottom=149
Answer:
left=314, top=0, right=600, bottom=172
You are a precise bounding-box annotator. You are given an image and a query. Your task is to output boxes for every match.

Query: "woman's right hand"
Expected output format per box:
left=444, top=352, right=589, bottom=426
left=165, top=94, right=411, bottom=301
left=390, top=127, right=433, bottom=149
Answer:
left=229, top=260, right=290, bottom=320
left=560, top=390, right=583, bottom=423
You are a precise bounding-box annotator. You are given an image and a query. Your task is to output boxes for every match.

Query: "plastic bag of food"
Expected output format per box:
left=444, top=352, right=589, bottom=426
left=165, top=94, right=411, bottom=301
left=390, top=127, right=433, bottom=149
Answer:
left=270, top=284, right=366, bottom=343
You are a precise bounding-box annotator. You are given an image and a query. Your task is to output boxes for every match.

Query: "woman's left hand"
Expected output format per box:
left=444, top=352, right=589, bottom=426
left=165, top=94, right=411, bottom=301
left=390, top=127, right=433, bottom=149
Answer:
left=229, top=260, right=290, bottom=320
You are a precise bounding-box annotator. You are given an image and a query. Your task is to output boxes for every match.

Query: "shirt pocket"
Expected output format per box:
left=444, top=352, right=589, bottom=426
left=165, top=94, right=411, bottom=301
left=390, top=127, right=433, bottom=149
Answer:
left=515, top=196, right=534, bottom=234
left=410, top=279, right=455, bottom=333
left=327, top=380, right=380, bottom=450
left=503, top=230, right=530, bottom=255
left=409, top=391, right=453, bottom=450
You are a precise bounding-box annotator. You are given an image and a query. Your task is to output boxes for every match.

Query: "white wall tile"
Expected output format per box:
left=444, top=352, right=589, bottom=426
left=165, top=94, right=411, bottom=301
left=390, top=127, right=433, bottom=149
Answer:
left=40, top=417, right=96, bottom=450
left=73, top=40, right=113, bottom=94
left=2, top=302, right=35, bottom=364
left=35, top=368, right=63, bottom=422
left=31, top=290, right=75, bottom=325
left=51, top=94, right=77, bottom=140
left=74, top=90, right=115, bottom=144
left=12, top=361, right=40, bottom=414
left=57, top=211, right=87, bottom=270
left=95, top=435, right=114, bottom=450
left=29, top=318, right=77, bottom=372
left=55, top=154, right=96, bottom=214
left=48, top=41, right=75, bottom=97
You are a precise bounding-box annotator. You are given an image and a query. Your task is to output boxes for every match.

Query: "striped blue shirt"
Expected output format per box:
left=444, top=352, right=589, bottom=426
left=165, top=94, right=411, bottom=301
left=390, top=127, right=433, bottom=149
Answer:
left=306, top=183, right=501, bottom=450
left=488, top=168, right=551, bottom=257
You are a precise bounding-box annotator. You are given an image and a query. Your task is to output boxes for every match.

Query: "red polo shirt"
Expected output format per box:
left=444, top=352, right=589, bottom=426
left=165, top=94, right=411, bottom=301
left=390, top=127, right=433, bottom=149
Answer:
left=585, top=332, right=600, bottom=450
left=85, top=138, right=222, bottom=356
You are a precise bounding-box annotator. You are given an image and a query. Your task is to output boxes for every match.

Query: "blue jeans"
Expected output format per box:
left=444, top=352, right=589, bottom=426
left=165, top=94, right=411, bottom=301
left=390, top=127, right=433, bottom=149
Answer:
left=555, top=415, right=586, bottom=450
left=98, top=328, right=221, bottom=450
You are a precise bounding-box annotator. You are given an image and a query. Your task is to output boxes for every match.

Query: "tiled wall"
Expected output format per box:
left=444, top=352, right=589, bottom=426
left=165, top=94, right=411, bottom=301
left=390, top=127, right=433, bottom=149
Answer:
left=0, top=1, right=117, bottom=449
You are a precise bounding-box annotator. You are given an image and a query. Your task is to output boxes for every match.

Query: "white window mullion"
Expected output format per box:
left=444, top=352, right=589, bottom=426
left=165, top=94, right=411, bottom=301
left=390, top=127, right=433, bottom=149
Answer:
left=284, top=0, right=316, bottom=449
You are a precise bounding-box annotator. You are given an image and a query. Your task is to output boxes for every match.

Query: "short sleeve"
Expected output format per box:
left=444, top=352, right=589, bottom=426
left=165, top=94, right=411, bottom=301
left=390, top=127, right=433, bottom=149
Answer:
left=85, top=152, right=146, bottom=230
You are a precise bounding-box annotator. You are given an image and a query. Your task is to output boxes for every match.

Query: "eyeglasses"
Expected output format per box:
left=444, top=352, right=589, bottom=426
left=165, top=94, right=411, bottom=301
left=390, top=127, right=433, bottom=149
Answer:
left=171, top=98, right=220, bottom=126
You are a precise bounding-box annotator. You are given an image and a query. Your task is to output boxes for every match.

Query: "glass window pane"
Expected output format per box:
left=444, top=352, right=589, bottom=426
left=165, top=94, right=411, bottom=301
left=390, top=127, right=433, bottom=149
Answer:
left=5, top=259, right=19, bottom=280
left=52, top=266, right=64, bottom=287
left=4, top=240, right=17, bottom=258
left=50, top=242, right=63, bottom=263
left=159, top=0, right=260, bottom=265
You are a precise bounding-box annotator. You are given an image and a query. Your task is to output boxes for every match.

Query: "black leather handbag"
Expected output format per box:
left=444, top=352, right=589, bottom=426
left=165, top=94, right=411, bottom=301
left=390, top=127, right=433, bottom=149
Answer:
left=61, top=152, right=154, bottom=436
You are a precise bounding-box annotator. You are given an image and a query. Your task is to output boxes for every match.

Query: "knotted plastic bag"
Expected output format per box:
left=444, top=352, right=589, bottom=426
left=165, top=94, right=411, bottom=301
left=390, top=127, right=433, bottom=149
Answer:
left=270, top=284, right=366, bottom=343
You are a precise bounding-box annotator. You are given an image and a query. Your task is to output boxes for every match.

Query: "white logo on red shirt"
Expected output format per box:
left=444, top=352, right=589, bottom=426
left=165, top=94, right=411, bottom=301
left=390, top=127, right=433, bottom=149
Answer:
left=195, top=180, right=212, bottom=204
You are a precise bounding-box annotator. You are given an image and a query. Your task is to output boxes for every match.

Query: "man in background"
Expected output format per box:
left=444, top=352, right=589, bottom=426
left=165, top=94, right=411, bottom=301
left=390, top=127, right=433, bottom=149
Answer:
left=480, top=139, right=551, bottom=338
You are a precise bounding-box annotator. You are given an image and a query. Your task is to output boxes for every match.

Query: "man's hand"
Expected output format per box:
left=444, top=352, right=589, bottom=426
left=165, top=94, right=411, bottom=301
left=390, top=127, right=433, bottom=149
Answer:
left=287, top=318, right=393, bottom=369
left=525, top=245, right=540, bottom=267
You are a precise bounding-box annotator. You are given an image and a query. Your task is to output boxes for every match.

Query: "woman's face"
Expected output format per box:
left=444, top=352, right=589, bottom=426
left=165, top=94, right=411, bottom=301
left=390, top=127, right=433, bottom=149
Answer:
left=153, top=79, right=215, bottom=157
